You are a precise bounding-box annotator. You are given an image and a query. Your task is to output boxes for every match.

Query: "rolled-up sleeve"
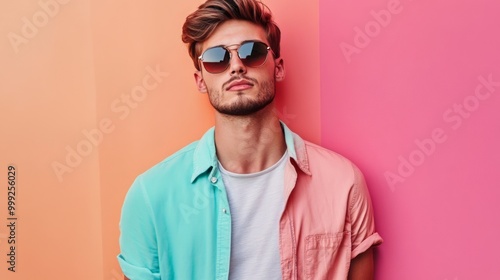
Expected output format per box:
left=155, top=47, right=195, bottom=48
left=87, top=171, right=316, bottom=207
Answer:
left=118, top=176, right=161, bottom=280
left=348, top=165, right=383, bottom=259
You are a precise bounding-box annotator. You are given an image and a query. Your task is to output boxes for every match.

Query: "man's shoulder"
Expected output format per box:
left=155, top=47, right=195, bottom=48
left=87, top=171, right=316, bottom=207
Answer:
left=137, top=140, right=199, bottom=183
left=301, top=138, right=355, bottom=167
left=300, top=138, right=362, bottom=182
left=122, top=139, right=207, bottom=213
left=284, top=123, right=360, bottom=180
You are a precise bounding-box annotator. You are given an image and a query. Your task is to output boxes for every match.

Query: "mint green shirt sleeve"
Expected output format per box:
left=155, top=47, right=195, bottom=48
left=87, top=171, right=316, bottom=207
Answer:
left=118, top=176, right=161, bottom=280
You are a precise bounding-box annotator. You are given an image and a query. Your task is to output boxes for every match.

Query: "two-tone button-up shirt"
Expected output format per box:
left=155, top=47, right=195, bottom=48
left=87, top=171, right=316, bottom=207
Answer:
left=118, top=122, right=383, bottom=279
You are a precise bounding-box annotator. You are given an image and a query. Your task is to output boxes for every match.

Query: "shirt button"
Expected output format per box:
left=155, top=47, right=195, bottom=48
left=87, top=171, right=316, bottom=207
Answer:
left=210, top=177, right=218, bottom=183
left=222, top=208, right=227, bottom=214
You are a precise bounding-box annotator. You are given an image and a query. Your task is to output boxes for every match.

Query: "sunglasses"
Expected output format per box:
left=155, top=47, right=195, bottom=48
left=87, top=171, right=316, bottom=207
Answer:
left=198, top=40, right=272, bottom=74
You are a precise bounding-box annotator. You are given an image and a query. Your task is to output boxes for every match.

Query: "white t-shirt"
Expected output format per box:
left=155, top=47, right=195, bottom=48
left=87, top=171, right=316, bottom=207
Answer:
left=219, top=151, right=287, bottom=280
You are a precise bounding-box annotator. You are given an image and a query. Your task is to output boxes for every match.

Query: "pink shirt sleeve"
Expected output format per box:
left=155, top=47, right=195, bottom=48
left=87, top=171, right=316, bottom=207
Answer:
left=348, top=164, right=383, bottom=259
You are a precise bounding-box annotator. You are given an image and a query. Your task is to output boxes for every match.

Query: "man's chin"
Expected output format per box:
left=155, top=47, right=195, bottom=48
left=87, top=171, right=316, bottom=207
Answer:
left=214, top=100, right=273, bottom=116
left=215, top=106, right=263, bottom=116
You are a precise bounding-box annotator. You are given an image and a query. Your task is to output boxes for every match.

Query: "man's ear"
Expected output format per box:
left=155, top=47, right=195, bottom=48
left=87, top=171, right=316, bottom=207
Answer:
left=194, top=70, right=207, bottom=93
left=274, top=58, right=285, bottom=82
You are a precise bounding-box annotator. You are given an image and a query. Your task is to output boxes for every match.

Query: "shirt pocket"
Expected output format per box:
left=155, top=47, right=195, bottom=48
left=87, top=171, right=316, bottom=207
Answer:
left=304, top=231, right=350, bottom=280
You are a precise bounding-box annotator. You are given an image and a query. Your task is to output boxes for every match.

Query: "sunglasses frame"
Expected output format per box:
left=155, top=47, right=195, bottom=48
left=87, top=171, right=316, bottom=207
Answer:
left=198, top=40, right=273, bottom=74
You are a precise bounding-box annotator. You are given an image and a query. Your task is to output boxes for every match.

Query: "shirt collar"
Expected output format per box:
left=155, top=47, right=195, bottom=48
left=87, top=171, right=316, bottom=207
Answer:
left=190, top=121, right=311, bottom=183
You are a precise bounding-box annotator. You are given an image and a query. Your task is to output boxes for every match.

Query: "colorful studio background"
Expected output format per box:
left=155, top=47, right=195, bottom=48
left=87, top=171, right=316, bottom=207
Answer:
left=1, top=0, right=499, bottom=279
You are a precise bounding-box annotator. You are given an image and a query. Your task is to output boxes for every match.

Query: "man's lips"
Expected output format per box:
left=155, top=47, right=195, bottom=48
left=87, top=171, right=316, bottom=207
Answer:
left=226, top=80, right=254, bottom=91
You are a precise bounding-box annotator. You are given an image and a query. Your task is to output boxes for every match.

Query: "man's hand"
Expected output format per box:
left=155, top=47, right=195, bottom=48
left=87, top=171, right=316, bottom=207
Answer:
left=348, top=247, right=375, bottom=280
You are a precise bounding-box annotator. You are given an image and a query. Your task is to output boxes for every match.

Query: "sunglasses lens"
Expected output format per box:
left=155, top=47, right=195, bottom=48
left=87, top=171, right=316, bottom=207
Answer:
left=202, top=47, right=230, bottom=73
left=200, top=41, right=270, bottom=73
left=239, top=41, right=269, bottom=67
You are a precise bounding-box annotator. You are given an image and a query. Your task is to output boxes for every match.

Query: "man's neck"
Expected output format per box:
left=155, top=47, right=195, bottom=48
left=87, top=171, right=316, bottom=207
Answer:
left=214, top=105, right=286, bottom=174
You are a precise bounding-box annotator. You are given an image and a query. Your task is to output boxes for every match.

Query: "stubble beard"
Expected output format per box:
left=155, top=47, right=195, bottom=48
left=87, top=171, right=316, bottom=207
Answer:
left=207, top=79, right=275, bottom=116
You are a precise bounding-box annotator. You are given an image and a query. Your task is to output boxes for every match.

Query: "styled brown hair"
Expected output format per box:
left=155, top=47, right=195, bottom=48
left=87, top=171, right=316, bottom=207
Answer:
left=182, top=0, right=281, bottom=70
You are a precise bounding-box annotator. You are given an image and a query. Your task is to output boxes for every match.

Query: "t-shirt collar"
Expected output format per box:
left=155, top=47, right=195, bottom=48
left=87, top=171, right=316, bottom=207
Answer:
left=190, top=121, right=311, bottom=183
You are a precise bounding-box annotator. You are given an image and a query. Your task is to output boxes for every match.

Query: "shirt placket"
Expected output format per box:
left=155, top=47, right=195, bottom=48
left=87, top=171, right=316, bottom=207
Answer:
left=280, top=160, right=299, bottom=280
left=210, top=170, right=232, bottom=280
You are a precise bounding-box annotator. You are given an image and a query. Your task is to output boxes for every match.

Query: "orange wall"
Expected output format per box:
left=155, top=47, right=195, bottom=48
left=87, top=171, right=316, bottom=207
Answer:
left=0, top=0, right=320, bottom=279
left=0, top=0, right=103, bottom=279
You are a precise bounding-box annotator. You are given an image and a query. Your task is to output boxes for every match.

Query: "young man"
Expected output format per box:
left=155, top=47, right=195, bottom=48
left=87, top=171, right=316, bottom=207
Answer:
left=118, top=0, right=382, bottom=279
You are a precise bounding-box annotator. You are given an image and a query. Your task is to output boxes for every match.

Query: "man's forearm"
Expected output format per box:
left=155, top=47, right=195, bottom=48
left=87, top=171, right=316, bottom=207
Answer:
left=348, top=247, right=375, bottom=280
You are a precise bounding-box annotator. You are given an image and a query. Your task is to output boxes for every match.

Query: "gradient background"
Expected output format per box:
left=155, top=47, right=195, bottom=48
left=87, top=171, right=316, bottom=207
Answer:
left=1, top=0, right=499, bottom=279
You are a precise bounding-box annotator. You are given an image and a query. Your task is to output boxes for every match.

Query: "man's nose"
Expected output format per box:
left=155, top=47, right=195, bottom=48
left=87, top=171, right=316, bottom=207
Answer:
left=228, top=50, right=247, bottom=75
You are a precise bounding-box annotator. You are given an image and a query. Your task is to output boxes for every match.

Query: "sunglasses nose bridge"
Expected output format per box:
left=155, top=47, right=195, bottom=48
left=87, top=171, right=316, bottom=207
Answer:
left=199, top=41, right=269, bottom=73
left=224, top=46, right=247, bottom=72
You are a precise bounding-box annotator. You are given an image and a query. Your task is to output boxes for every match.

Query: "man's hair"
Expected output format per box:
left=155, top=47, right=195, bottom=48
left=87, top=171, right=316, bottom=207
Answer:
left=182, top=0, right=281, bottom=71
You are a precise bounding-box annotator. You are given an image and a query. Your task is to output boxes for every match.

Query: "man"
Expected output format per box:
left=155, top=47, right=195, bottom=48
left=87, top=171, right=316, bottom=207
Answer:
left=118, top=0, right=382, bottom=279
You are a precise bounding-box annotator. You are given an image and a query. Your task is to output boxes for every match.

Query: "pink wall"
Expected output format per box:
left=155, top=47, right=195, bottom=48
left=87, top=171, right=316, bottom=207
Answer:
left=320, top=0, right=500, bottom=279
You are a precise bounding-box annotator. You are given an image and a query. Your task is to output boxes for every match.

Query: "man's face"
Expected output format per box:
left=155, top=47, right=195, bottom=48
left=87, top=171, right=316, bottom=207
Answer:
left=194, top=20, right=285, bottom=116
